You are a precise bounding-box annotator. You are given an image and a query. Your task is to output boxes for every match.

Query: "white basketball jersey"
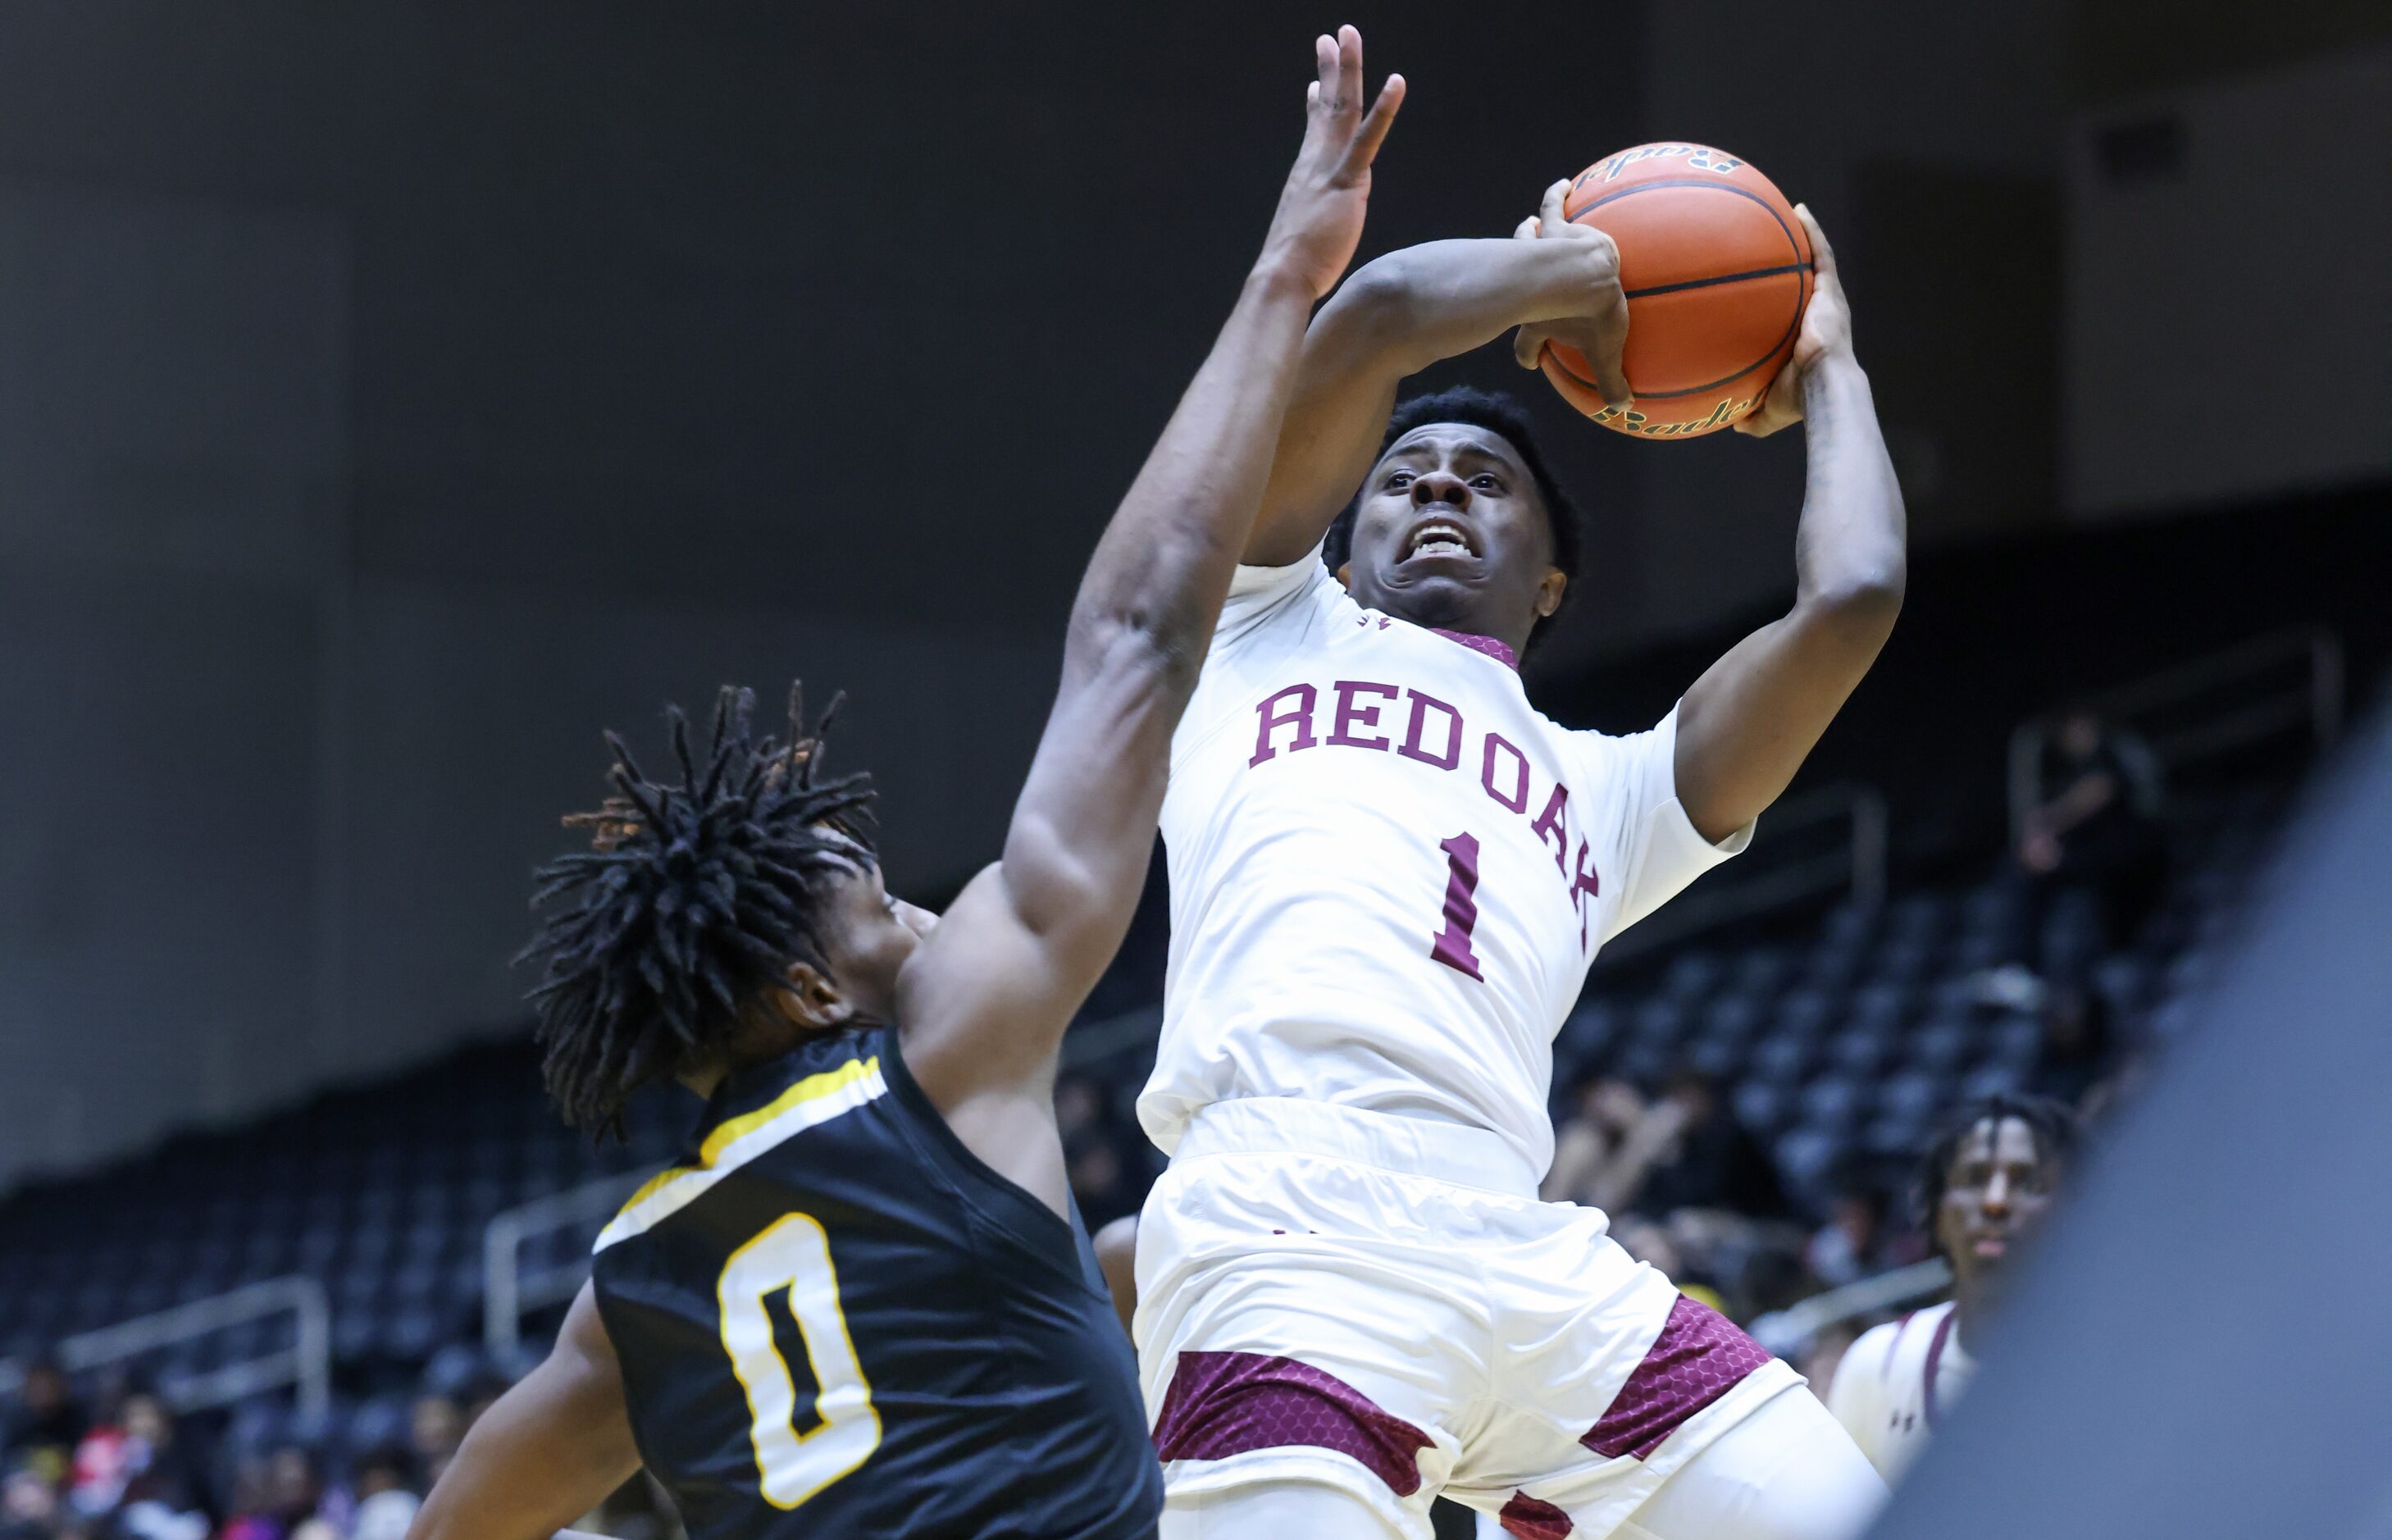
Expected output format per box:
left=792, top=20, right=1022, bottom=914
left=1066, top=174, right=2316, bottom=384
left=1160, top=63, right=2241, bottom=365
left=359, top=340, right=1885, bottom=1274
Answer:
left=1825, top=1300, right=1976, bottom=1483
left=1138, top=550, right=1750, bottom=1182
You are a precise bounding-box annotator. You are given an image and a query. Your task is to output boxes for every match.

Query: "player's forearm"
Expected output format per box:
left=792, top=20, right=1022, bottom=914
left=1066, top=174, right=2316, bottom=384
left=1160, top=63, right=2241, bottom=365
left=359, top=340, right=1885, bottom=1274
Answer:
left=1790, top=354, right=1907, bottom=635
left=1330, top=237, right=1616, bottom=374
left=1243, top=237, right=1616, bottom=565
left=1064, top=260, right=1317, bottom=683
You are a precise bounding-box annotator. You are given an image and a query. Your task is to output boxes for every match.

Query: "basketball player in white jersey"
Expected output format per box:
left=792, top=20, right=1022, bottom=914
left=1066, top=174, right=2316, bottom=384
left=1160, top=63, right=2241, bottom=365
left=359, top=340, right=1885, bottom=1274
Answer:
left=1829, top=1096, right=2076, bottom=1483
left=1132, top=172, right=1907, bottom=1537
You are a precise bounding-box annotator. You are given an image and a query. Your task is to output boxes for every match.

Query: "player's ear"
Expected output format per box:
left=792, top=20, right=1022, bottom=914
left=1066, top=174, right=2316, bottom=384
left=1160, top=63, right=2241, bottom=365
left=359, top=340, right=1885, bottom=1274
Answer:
left=776, top=961, right=854, bottom=1033
left=1536, top=568, right=1567, bottom=618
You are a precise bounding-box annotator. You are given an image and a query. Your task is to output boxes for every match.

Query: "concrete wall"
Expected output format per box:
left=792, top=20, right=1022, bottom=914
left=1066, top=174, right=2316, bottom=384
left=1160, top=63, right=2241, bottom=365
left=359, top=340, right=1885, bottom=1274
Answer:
left=2062, top=46, right=2392, bottom=516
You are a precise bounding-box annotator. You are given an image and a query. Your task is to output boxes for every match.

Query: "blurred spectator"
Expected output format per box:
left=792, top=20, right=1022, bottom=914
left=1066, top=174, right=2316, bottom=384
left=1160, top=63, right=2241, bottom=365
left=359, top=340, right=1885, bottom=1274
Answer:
left=217, top=1457, right=275, bottom=1540
left=1607, top=1216, right=1728, bottom=1318
left=406, top=1398, right=462, bottom=1491
left=2015, top=706, right=2166, bottom=964
left=1052, top=1072, right=1146, bottom=1230
left=344, top=1447, right=419, bottom=1540
left=111, top=1396, right=207, bottom=1540
left=3, top=1364, right=86, bottom=1482
left=1539, top=1078, right=1647, bottom=1208
left=1620, top=1072, right=1786, bottom=1219
left=72, top=1395, right=201, bottom=1525
left=2, top=1465, right=62, bottom=1540
left=220, top=1445, right=325, bottom=1540
left=1795, top=1320, right=1861, bottom=1406
left=2030, top=978, right=2119, bottom=1108
left=1804, top=1187, right=1890, bottom=1291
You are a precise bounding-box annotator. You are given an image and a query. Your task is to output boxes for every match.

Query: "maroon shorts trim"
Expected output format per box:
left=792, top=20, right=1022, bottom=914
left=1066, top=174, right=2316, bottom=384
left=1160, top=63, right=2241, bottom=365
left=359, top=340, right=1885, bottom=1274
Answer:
left=1581, top=1294, right=1775, bottom=1460
left=1151, top=1350, right=1435, bottom=1497
left=1498, top=1490, right=1574, bottom=1538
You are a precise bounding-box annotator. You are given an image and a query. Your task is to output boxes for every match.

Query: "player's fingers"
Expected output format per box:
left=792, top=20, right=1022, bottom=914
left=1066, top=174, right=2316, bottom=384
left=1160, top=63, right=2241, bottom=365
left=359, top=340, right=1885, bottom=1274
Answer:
left=1795, top=203, right=1838, bottom=280
left=1513, top=214, right=1540, bottom=241
left=1312, top=33, right=1338, bottom=112
left=1734, top=383, right=1797, bottom=436
left=1513, top=324, right=1549, bottom=371
left=1346, top=74, right=1406, bottom=169
left=1588, top=301, right=1633, bottom=409
left=1539, top=178, right=1570, bottom=235
left=1336, top=25, right=1364, bottom=119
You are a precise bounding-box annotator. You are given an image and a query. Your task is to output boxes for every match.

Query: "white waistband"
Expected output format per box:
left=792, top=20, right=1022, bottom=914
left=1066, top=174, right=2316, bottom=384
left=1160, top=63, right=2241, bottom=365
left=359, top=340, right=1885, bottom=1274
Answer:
left=1174, top=1096, right=1539, bottom=1198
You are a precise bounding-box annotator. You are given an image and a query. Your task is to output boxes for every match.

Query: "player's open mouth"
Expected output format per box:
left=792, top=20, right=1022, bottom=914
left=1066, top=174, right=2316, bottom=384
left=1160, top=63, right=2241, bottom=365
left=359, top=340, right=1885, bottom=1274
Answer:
left=1401, top=520, right=1479, bottom=562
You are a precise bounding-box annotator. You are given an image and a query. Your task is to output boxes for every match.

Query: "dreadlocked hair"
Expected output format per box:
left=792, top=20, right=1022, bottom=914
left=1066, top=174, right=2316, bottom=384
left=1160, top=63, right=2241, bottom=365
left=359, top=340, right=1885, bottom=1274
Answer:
left=517, top=681, right=876, bottom=1138
left=1914, top=1092, right=2080, bottom=1238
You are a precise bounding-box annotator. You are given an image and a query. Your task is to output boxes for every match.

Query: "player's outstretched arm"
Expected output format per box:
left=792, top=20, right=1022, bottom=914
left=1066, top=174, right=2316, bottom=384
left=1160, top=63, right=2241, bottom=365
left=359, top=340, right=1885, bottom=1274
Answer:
left=406, top=1285, right=640, bottom=1540
left=894, top=30, right=1402, bottom=1171
left=1674, top=207, right=1906, bottom=842
left=1241, top=179, right=1632, bottom=567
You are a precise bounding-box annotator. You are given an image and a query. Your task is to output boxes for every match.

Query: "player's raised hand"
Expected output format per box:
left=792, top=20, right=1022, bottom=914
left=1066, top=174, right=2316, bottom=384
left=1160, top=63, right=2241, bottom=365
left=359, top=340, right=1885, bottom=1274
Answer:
left=1510, top=178, right=1632, bottom=411
left=1736, top=203, right=1851, bottom=438
left=1255, top=25, right=1405, bottom=303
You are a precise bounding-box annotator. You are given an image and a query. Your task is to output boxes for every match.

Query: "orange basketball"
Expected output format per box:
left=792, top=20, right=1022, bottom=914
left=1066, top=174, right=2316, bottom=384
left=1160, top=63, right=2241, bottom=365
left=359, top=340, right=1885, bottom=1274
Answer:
left=1539, top=143, right=1812, bottom=439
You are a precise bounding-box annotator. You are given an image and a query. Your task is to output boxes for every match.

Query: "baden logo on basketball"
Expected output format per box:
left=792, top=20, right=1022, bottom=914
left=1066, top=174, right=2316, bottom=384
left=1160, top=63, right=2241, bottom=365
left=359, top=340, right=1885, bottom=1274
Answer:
left=1579, top=144, right=1747, bottom=187
left=1591, top=396, right=1759, bottom=437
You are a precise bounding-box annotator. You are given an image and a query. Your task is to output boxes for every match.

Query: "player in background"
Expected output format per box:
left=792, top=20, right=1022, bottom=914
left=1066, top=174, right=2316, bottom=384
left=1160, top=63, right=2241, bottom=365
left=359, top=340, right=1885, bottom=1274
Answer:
left=1827, top=1096, right=2078, bottom=1483
left=403, top=29, right=1404, bottom=1540
left=1132, top=179, right=1902, bottom=1535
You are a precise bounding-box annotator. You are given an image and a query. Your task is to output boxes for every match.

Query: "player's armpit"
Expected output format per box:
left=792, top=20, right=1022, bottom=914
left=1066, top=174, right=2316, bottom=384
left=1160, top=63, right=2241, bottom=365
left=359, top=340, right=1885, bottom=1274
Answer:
left=407, top=1286, right=641, bottom=1540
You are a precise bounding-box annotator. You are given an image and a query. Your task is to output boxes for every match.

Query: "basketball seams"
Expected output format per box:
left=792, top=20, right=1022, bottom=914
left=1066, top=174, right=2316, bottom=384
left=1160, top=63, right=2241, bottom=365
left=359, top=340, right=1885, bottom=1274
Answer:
left=1567, top=177, right=1806, bottom=271
left=1623, top=262, right=1811, bottom=300
left=1560, top=179, right=1810, bottom=407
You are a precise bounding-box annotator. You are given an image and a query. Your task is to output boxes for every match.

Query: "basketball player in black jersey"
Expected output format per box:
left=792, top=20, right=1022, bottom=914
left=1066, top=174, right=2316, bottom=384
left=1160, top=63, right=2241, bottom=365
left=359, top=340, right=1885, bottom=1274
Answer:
left=404, top=27, right=1416, bottom=1540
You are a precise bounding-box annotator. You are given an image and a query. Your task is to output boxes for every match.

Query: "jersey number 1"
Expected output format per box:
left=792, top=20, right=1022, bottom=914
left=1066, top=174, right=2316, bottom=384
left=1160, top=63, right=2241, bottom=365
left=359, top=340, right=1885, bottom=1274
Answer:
left=718, top=1212, right=882, bottom=1509
left=1428, top=832, right=1485, bottom=981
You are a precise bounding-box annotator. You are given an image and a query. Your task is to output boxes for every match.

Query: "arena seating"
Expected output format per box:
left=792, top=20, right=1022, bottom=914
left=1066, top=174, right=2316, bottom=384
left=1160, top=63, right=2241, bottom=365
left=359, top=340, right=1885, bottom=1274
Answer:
left=1552, top=782, right=2284, bottom=1210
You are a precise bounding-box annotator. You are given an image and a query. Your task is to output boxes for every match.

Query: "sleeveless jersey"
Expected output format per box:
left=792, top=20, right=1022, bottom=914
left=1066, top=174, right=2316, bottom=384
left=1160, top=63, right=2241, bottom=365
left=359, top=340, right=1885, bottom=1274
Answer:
left=590, top=1029, right=1163, bottom=1539
left=1139, top=549, right=1752, bottom=1184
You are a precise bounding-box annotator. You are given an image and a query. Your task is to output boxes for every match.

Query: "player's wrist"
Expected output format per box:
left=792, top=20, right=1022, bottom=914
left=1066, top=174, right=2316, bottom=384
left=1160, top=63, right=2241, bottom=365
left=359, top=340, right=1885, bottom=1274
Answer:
left=1801, top=347, right=1866, bottom=406
left=1246, top=251, right=1330, bottom=306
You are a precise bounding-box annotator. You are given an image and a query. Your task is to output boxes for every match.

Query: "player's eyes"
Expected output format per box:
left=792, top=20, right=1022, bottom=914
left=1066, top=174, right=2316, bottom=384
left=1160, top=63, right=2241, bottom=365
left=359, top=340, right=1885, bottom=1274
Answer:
left=1470, top=475, right=1501, bottom=490
left=1385, top=472, right=1414, bottom=490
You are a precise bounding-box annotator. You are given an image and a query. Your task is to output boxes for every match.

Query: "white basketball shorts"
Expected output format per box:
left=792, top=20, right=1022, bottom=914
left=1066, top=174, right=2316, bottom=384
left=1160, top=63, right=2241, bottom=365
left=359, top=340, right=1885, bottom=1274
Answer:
left=1133, top=1097, right=1803, bottom=1538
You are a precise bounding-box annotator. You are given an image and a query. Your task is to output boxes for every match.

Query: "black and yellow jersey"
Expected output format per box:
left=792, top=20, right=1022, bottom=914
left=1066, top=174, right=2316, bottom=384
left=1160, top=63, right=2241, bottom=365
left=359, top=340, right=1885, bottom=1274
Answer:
left=589, top=1027, right=1162, bottom=1539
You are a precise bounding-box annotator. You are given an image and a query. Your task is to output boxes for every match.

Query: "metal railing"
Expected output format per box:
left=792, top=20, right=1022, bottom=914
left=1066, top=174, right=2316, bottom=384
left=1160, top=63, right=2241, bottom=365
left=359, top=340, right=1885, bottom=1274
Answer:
left=2008, top=628, right=2343, bottom=843
left=1747, top=1257, right=1952, bottom=1357
left=0, top=1277, right=329, bottom=1419
left=1597, top=782, right=1889, bottom=964
left=483, top=1171, right=645, bottom=1357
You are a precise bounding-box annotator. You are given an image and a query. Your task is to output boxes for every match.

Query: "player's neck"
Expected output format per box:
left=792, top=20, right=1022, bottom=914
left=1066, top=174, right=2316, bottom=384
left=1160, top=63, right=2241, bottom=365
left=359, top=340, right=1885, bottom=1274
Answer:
left=1950, top=1277, right=1999, bottom=1354
left=1392, top=600, right=1535, bottom=665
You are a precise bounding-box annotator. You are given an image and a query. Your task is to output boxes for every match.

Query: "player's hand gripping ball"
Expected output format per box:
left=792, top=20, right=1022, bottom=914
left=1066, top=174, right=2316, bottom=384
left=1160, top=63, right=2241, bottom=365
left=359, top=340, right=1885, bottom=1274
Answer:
left=1530, top=144, right=1814, bottom=439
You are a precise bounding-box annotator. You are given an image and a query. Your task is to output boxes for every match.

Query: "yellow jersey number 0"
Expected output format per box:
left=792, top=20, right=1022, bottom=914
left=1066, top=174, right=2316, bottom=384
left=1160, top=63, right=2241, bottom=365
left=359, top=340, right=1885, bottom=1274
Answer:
left=718, top=1212, right=882, bottom=1508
